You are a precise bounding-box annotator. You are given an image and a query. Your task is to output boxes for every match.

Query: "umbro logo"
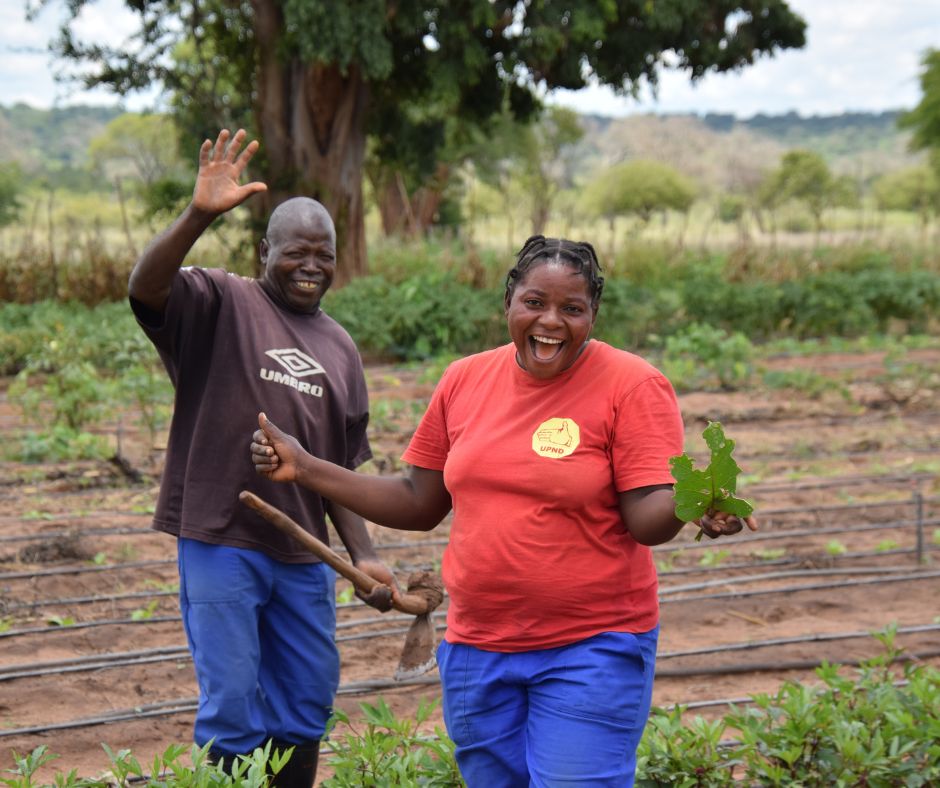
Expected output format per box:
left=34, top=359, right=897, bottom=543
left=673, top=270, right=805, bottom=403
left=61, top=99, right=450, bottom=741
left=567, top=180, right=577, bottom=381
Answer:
left=264, top=348, right=325, bottom=377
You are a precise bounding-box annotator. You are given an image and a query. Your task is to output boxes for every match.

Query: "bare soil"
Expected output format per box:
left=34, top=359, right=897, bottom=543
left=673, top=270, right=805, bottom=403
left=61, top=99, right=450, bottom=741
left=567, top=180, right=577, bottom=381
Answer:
left=1, top=348, right=938, bottom=783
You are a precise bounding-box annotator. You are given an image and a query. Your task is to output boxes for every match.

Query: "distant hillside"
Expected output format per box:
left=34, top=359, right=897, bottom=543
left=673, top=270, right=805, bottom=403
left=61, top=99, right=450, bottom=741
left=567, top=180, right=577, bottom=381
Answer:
left=0, top=103, right=122, bottom=174
left=575, top=109, right=921, bottom=193
left=1, top=103, right=922, bottom=195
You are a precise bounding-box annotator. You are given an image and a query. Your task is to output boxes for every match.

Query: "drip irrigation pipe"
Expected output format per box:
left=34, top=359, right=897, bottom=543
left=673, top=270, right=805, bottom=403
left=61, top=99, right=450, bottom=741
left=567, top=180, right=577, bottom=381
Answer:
left=662, top=568, right=940, bottom=603
left=0, top=559, right=172, bottom=581
left=4, top=623, right=937, bottom=684
left=658, top=624, right=940, bottom=659
left=656, top=517, right=940, bottom=551
left=2, top=645, right=934, bottom=741
left=746, top=472, right=936, bottom=493
left=659, top=565, right=918, bottom=595
left=654, top=649, right=940, bottom=677
left=4, top=568, right=939, bottom=642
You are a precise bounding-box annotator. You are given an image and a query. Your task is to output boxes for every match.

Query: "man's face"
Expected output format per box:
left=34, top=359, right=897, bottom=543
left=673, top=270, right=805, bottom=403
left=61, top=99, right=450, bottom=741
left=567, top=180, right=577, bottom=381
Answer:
left=260, top=208, right=337, bottom=313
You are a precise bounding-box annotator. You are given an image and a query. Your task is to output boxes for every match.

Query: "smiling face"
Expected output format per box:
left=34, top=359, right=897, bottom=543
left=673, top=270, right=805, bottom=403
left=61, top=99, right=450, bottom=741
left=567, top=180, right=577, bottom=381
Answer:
left=504, top=260, right=598, bottom=380
left=259, top=199, right=337, bottom=313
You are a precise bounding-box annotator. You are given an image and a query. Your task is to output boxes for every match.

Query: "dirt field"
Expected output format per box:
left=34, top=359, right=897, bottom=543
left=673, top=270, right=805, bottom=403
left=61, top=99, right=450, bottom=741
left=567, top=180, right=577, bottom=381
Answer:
left=1, top=347, right=938, bottom=783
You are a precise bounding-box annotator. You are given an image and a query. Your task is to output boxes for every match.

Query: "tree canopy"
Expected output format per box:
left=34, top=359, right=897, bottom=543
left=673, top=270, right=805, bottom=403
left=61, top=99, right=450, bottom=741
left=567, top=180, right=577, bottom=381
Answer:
left=900, top=48, right=940, bottom=170
left=37, top=0, right=807, bottom=278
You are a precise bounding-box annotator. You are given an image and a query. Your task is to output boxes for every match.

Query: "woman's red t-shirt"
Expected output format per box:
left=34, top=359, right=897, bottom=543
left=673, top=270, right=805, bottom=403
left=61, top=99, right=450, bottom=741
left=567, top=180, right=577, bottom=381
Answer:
left=402, top=340, right=684, bottom=652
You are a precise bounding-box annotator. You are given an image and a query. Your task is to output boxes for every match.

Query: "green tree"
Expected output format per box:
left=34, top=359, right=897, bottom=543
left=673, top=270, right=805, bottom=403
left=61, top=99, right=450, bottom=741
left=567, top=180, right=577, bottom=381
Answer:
left=585, top=158, right=696, bottom=250
left=764, top=149, right=834, bottom=239
left=873, top=166, right=940, bottom=237
left=515, top=107, right=585, bottom=236
left=37, top=0, right=806, bottom=279
left=88, top=113, right=184, bottom=187
left=900, top=48, right=940, bottom=172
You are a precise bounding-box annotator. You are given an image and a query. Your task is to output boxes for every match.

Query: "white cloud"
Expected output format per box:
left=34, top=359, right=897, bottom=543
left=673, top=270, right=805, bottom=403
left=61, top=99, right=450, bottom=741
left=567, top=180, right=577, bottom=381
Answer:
left=1, top=0, right=938, bottom=116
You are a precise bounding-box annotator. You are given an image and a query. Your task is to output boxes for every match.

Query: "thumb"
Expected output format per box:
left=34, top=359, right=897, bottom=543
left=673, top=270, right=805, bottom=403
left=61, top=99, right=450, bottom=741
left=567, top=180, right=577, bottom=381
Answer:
left=258, top=411, right=282, bottom=440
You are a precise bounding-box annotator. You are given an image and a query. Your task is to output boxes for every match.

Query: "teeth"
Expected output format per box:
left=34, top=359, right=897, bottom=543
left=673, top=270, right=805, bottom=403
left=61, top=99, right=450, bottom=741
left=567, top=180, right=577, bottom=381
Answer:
left=533, top=336, right=562, bottom=344
left=295, top=281, right=319, bottom=290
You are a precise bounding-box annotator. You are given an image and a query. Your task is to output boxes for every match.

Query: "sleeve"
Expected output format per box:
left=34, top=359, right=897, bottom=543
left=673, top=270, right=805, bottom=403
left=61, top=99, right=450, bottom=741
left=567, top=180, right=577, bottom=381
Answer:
left=129, top=267, right=226, bottom=362
left=611, top=374, right=685, bottom=492
left=400, top=364, right=454, bottom=471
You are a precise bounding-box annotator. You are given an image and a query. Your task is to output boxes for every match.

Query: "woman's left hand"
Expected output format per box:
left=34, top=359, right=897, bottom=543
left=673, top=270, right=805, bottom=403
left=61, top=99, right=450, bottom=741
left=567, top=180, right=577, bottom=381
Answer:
left=696, top=510, right=758, bottom=539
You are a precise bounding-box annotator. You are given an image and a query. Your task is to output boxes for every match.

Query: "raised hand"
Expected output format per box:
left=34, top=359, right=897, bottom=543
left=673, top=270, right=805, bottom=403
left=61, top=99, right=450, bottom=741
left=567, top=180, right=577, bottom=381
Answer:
left=251, top=412, right=306, bottom=483
left=192, top=129, right=267, bottom=216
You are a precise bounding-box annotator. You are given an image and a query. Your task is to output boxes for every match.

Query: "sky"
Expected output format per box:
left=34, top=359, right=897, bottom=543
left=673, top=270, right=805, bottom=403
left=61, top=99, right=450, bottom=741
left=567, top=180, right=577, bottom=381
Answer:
left=1, top=0, right=938, bottom=119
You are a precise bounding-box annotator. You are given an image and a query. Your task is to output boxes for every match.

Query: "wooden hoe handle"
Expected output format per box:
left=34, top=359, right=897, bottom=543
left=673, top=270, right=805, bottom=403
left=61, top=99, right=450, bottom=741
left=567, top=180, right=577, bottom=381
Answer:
left=239, top=490, right=432, bottom=615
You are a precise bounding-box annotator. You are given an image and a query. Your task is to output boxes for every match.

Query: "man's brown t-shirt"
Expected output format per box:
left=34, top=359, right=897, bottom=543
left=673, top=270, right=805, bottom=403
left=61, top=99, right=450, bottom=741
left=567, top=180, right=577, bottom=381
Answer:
left=131, top=266, right=371, bottom=562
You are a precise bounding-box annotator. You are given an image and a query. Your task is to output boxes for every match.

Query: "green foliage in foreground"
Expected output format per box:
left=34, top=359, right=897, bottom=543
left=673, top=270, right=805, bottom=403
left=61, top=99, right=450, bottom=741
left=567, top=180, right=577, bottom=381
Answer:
left=638, top=627, right=940, bottom=786
left=6, top=633, right=937, bottom=787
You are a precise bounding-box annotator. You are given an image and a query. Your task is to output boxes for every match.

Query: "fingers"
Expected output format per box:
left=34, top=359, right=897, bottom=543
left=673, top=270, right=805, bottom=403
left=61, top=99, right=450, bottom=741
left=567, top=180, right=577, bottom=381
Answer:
left=356, top=585, right=394, bottom=612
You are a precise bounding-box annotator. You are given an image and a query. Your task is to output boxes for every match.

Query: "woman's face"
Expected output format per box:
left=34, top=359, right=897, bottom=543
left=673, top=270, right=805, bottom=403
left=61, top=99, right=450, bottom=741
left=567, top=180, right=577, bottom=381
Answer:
left=505, top=261, right=597, bottom=380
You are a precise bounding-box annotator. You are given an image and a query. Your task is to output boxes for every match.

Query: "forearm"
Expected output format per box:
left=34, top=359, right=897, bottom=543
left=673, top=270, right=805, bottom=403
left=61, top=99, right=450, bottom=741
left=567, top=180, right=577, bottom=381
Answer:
left=295, top=456, right=446, bottom=531
left=128, top=203, right=219, bottom=310
left=327, top=502, right=379, bottom=563
left=621, top=486, right=688, bottom=546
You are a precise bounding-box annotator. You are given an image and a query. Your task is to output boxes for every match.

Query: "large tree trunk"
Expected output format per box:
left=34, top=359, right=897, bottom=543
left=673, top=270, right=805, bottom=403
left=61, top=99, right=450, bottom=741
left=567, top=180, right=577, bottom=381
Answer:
left=371, top=164, right=449, bottom=238
left=251, top=0, right=369, bottom=284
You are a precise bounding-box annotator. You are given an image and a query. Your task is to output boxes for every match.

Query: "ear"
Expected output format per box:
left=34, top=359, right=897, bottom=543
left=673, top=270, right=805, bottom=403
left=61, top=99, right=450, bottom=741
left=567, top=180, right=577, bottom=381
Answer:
left=259, top=238, right=270, bottom=267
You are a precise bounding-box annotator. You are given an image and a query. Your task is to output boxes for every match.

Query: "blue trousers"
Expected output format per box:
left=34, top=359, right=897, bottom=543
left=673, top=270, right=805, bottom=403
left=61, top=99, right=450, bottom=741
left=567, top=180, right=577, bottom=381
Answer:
left=177, top=538, right=339, bottom=755
left=437, top=628, right=659, bottom=788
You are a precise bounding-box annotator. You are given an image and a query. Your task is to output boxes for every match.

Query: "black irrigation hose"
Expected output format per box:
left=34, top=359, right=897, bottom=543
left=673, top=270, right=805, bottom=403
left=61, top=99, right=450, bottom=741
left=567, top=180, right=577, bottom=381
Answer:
left=747, top=472, right=936, bottom=493
left=6, top=622, right=937, bottom=684
left=659, top=565, right=919, bottom=595
left=3, top=644, right=937, bottom=740
left=656, top=517, right=940, bottom=551
left=662, top=568, right=940, bottom=603
left=0, top=559, right=172, bottom=582
left=657, top=624, right=940, bottom=659
left=0, top=525, right=153, bottom=544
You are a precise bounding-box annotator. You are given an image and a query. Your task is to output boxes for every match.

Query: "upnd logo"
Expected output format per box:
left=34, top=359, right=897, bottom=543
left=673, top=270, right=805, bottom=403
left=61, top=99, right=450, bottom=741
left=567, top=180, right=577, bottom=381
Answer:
left=260, top=348, right=326, bottom=398
left=531, top=417, right=580, bottom=459
left=264, top=348, right=325, bottom=377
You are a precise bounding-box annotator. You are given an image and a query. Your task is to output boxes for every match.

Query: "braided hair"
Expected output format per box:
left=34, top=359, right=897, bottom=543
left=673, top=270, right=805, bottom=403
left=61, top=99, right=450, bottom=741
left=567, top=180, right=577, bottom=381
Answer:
left=504, top=235, right=605, bottom=308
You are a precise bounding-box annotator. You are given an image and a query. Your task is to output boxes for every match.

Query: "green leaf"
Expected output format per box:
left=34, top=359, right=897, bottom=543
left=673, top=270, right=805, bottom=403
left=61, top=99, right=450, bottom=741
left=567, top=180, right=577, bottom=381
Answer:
left=670, top=422, right=754, bottom=530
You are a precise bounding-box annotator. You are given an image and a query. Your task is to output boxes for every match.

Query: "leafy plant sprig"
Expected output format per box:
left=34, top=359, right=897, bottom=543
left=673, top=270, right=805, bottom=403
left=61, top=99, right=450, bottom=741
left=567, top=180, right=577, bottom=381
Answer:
left=669, top=421, right=754, bottom=541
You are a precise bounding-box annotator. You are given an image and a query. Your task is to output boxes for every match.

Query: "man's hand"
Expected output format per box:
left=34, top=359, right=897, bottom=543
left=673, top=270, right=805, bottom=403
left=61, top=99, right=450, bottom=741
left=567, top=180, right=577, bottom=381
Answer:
left=696, top=510, right=759, bottom=539
left=353, top=558, right=402, bottom=613
left=192, top=129, right=267, bottom=216
left=251, top=412, right=305, bottom=483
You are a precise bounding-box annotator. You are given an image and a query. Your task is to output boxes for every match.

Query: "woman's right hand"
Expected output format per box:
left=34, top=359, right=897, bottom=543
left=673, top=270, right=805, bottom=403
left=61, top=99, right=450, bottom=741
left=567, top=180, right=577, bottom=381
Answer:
left=251, top=412, right=304, bottom=483
left=191, top=129, right=267, bottom=216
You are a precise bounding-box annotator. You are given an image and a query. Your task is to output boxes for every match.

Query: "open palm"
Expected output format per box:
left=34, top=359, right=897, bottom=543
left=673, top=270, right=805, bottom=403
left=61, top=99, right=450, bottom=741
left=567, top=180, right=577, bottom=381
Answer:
left=192, top=129, right=267, bottom=215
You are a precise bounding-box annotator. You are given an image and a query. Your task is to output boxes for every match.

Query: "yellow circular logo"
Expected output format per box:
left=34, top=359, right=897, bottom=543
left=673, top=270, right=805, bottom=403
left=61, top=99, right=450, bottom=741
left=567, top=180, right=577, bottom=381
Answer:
left=531, top=418, right=580, bottom=459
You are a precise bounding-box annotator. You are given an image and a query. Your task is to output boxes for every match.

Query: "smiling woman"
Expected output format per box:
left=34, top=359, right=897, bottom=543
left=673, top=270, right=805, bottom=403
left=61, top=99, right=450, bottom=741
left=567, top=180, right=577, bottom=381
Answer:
left=250, top=233, right=756, bottom=787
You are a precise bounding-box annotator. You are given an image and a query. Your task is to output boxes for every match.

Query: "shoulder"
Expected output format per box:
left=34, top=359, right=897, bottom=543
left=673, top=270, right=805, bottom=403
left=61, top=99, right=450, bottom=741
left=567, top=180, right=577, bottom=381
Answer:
left=316, top=309, right=361, bottom=351
left=585, top=341, right=674, bottom=396
left=439, top=344, right=512, bottom=384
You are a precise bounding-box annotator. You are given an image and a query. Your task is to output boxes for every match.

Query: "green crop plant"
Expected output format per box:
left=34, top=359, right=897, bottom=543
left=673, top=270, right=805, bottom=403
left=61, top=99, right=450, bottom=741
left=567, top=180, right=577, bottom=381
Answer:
left=637, top=628, right=940, bottom=786
left=933, top=529, right=940, bottom=547
left=321, top=698, right=462, bottom=787
left=130, top=600, right=160, bottom=621
left=670, top=422, right=754, bottom=542
left=825, top=540, right=847, bottom=556
left=698, top=549, right=731, bottom=568
left=876, top=539, right=900, bottom=552
left=336, top=586, right=356, bottom=604
left=45, top=615, right=76, bottom=627
left=660, top=324, right=754, bottom=392
left=753, top=548, right=786, bottom=561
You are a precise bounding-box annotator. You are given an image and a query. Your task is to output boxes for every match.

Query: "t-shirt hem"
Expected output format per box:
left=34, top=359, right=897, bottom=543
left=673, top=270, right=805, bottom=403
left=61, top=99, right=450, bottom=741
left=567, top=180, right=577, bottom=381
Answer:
left=442, top=617, right=661, bottom=653
left=151, top=518, right=323, bottom=564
